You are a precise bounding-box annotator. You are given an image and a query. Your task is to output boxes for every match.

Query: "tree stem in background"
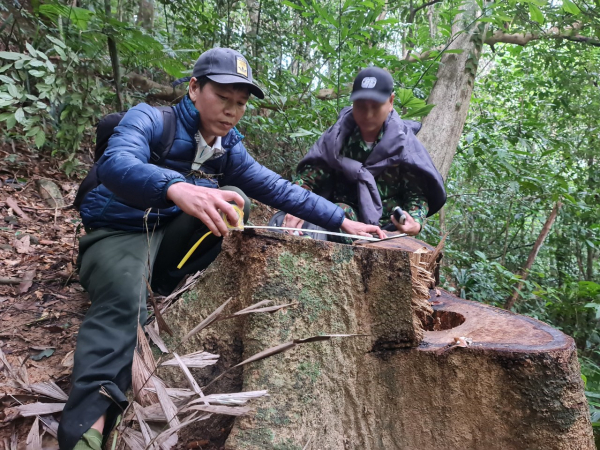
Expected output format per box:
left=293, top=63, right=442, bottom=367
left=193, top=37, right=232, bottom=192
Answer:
left=505, top=202, right=563, bottom=310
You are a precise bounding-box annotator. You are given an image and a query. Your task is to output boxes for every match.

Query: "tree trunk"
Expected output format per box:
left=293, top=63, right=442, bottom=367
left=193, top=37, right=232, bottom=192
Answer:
left=105, top=0, right=123, bottom=110
left=418, top=0, right=488, bottom=179
left=245, top=0, right=260, bottom=61
left=136, top=0, right=154, bottom=30
left=505, top=202, right=563, bottom=310
left=163, top=231, right=592, bottom=449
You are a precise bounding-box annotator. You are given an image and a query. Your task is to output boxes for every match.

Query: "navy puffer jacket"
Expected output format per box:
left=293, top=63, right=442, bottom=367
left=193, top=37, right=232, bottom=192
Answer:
left=79, top=96, right=345, bottom=231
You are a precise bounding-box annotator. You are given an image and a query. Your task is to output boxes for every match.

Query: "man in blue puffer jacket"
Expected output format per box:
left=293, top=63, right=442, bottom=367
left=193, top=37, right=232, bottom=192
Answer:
left=58, top=48, right=384, bottom=450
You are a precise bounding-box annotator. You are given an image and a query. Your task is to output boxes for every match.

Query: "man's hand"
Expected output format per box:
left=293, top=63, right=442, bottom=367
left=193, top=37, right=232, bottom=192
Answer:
left=166, top=182, right=244, bottom=237
left=391, top=214, right=421, bottom=236
left=341, top=218, right=386, bottom=239
left=283, top=213, right=305, bottom=235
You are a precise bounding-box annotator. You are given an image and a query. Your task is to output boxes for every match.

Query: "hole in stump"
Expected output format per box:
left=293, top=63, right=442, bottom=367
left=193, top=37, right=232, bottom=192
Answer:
left=421, top=310, right=465, bottom=331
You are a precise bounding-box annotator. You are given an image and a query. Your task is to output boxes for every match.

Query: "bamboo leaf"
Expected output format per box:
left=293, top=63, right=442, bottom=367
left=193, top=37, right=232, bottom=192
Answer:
left=234, top=341, right=297, bottom=368
left=16, top=402, right=65, bottom=417
left=171, top=352, right=203, bottom=397
left=153, top=377, right=181, bottom=428
left=161, top=351, right=219, bottom=369
left=181, top=297, right=232, bottom=342
left=183, top=404, right=251, bottom=416
left=26, top=416, right=41, bottom=450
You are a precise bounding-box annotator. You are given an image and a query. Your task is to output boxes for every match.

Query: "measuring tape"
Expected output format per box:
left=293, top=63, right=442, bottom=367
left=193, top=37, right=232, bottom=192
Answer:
left=177, top=206, right=406, bottom=269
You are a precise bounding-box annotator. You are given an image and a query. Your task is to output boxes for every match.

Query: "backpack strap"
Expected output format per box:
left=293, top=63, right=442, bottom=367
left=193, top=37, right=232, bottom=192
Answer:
left=150, top=106, right=177, bottom=165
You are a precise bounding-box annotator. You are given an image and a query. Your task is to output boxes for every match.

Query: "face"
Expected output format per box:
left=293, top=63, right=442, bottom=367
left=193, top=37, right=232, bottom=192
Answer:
left=352, top=93, right=394, bottom=137
left=189, top=78, right=250, bottom=140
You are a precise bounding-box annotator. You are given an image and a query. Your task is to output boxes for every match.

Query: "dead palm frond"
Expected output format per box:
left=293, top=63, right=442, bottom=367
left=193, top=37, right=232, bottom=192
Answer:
left=160, top=351, right=219, bottom=369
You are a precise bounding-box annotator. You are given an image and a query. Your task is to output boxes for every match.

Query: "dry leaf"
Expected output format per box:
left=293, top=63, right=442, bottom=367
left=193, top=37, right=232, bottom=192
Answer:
left=31, top=348, right=55, bottom=361
left=121, top=427, right=146, bottom=450
left=192, top=390, right=268, bottom=406
left=18, top=270, right=36, bottom=294
left=136, top=324, right=157, bottom=371
left=39, top=415, right=60, bottom=438
left=61, top=351, right=74, bottom=368
left=234, top=341, right=296, bottom=368
left=29, top=381, right=68, bottom=401
left=26, top=416, right=41, bottom=450
left=153, top=413, right=210, bottom=448
left=36, top=179, right=65, bottom=208
left=143, top=388, right=195, bottom=400
left=16, top=402, right=65, bottom=417
left=233, top=300, right=273, bottom=314
left=133, top=402, right=155, bottom=447
left=132, top=350, right=158, bottom=406
left=232, top=303, right=295, bottom=317
left=149, top=295, right=173, bottom=337
left=145, top=323, right=169, bottom=353
left=153, top=377, right=181, bottom=428
left=161, top=351, right=218, bottom=369
left=182, top=297, right=231, bottom=342
left=171, top=353, right=203, bottom=397
left=14, top=235, right=31, bottom=254
left=182, top=404, right=251, bottom=416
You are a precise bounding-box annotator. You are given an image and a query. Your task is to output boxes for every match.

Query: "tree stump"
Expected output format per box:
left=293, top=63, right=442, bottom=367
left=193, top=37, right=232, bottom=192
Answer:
left=163, top=231, right=593, bottom=450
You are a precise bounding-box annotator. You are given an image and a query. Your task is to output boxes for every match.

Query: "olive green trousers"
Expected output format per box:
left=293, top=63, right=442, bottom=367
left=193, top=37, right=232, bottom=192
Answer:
left=57, top=187, right=249, bottom=450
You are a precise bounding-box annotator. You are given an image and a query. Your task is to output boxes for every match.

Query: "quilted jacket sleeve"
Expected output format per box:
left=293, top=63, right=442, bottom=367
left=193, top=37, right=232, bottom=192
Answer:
left=96, top=103, right=185, bottom=209
left=220, top=142, right=345, bottom=230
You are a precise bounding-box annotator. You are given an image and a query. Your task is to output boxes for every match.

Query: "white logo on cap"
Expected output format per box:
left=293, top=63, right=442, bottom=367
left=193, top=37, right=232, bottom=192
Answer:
left=361, top=77, right=377, bottom=88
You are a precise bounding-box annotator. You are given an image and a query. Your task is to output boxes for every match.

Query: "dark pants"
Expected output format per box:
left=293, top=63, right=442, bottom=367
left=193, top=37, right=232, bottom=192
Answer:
left=57, top=187, right=249, bottom=450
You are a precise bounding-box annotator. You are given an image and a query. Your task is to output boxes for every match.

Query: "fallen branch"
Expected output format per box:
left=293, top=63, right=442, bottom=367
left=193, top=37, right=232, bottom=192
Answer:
left=5, top=197, right=31, bottom=221
left=0, top=277, right=23, bottom=284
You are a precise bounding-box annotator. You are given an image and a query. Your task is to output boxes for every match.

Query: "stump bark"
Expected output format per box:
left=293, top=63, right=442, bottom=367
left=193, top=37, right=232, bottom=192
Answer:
left=163, top=231, right=593, bottom=450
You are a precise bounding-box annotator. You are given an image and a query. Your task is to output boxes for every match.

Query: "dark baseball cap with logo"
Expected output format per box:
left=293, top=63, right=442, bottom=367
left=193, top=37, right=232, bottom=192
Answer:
left=350, top=67, right=394, bottom=103
left=174, top=48, right=265, bottom=99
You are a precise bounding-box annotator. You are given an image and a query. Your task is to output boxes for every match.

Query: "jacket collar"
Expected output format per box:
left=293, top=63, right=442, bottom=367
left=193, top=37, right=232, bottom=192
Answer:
left=176, top=95, right=243, bottom=150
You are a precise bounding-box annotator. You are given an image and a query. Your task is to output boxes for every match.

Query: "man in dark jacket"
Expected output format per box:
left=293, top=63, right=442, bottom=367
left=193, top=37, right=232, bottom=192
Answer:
left=277, top=67, right=446, bottom=237
left=59, top=48, right=383, bottom=450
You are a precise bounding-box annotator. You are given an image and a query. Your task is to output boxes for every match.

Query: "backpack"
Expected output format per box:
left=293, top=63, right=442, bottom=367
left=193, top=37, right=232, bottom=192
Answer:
left=73, top=106, right=177, bottom=211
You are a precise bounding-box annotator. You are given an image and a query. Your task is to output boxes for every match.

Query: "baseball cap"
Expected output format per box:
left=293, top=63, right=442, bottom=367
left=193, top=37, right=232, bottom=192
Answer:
left=349, top=67, right=394, bottom=103
left=174, top=48, right=265, bottom=99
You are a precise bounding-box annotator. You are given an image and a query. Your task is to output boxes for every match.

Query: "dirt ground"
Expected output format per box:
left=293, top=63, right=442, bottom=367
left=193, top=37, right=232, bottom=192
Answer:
left=0, top=142, right=276, bottom=449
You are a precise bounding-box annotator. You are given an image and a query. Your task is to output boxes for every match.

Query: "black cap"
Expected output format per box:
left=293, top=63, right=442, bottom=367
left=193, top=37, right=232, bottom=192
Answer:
left=350, top=67, right=394, bottom=103
left=176, top=48, right=265, bottom=99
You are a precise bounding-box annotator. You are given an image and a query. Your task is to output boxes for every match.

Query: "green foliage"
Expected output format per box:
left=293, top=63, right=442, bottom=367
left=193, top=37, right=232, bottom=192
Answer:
left=0, top=39, right=108, bottom=172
